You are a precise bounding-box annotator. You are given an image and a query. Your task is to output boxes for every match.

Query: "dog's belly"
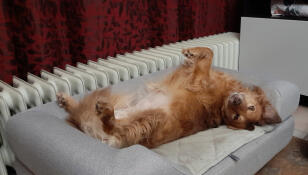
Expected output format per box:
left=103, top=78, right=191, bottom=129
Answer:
left=114, top=91, right=170, bottom=119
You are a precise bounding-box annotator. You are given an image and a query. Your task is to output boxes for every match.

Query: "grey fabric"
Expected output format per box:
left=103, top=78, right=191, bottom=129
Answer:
left=12, top=161, right=33, bottom=175
left=6, top=111, right=182, bottom=175
left=110, top=66, right=177, bottom=94
left=261, top=81, right=300, bottom=121
left=203, top=115, right=294, bottom=175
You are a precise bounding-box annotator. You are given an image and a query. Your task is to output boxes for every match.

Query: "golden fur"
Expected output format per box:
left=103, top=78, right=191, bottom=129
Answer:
left=57, top=47, right=281, bottom=148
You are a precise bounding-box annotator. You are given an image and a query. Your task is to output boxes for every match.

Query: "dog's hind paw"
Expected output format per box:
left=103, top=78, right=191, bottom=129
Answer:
left=95, top=98, right=113, bottom=115
left=103, top=136, right=122, bottom=148
left=96, top=98, right=115, bottom=133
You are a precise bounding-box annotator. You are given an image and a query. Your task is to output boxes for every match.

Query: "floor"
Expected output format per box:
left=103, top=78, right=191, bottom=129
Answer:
left=256, top=137, right=308, bottom=175
left=256, top=105, right=308, bottom=175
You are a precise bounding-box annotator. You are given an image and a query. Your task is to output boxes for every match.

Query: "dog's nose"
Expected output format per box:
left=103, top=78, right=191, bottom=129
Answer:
left=230, top=94, right=242, bottom=105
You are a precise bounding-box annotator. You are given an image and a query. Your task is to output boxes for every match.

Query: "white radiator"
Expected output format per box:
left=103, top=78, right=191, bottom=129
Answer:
left=0, top=32, right=239, bottom=173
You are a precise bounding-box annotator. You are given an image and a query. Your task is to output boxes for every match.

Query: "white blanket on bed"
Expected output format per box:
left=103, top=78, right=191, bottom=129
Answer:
left=152, top=126, right=265, bottom=175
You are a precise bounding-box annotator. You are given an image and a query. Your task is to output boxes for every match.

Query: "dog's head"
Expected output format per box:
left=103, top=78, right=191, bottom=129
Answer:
left=222, top=86, right=281, bottom=131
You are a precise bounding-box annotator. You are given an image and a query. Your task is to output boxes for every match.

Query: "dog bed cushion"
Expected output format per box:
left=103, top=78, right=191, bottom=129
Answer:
left=152, top=126, right=265, bottom=175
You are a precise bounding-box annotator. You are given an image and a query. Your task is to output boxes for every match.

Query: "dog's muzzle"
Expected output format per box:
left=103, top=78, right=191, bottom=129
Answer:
left=229, top=93, right=243, bottom=105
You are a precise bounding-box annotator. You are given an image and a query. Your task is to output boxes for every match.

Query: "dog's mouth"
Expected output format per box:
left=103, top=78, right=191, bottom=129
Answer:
left=245, top=123, right=255, bottom=131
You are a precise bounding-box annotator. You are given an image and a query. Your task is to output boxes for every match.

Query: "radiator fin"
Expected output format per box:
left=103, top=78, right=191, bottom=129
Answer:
left=65, top=65, right=98, bottom=91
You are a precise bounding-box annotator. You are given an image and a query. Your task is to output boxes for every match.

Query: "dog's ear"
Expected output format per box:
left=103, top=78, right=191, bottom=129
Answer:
left=252, top=86, right=281, bottom=125
left=261, top=102, right=281, bottom=124
left=250, top=85, right=264, bottom=95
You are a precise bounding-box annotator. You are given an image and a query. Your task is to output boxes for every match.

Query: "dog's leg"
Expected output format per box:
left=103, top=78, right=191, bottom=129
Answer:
left=95, top=98, right=124, bottom=147
left=182, top=47, right=213, bottom=79
left=56, top=93, right=78, bottom=114
left=97, top=100, right=166, bottom=148
left=95, top=98, right=115, bottom=132
left=182, top=47, right=214, bottom=91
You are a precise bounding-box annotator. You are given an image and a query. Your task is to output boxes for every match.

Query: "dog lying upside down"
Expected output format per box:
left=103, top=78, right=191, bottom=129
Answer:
left=57, top=47, right=281, bottom=148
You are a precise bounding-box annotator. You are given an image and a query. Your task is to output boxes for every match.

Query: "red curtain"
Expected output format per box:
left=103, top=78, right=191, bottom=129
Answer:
left=0, top=0, right=241, bottom=84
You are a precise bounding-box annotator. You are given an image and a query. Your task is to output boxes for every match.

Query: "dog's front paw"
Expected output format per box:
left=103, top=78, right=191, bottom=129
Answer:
left=56, top=93, right=69, bottom=108
left=182, top=48, right=195, bottom=58
left=182, top=47, right=213, bottom=60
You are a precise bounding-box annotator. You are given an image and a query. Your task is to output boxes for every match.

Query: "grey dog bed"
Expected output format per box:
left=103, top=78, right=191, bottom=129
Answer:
left=6, top=67, right=299, bottom=175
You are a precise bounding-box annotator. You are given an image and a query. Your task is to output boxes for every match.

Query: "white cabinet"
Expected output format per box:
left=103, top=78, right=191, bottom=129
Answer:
left=240, top=17, right=308, bottom=95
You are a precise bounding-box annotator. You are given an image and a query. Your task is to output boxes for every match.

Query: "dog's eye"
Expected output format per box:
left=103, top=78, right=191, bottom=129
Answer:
left=248, top=106, right=255, bottom=111
left=233, top=114, right=240, bottom=120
